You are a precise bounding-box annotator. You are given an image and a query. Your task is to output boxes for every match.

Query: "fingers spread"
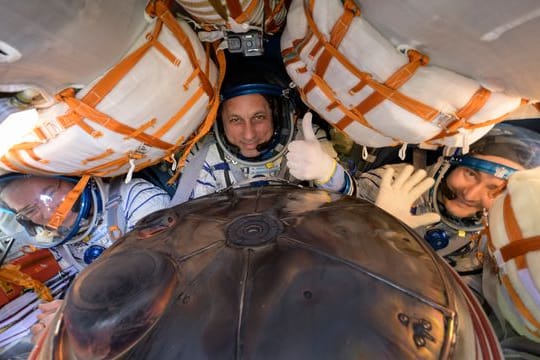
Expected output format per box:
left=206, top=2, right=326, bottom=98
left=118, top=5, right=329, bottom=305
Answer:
left=38, top=299, right=63, bottom=313
left=379, top=167, right=395, bottom=189
left=409, top=177, right=435, bottom=200
left=393, top=165, right=414, bottom=189
left=402, top=168, right=427, bottom=193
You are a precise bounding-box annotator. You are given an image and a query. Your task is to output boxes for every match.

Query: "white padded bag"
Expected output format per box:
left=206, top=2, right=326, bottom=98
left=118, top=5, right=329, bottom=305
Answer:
left=281, top=0, right=523, bottom=149
left=0, top=2, right=218, bottom=177
left=487, top=168, right=540, bottom=342
left=176, top=0, right=289, bottom=34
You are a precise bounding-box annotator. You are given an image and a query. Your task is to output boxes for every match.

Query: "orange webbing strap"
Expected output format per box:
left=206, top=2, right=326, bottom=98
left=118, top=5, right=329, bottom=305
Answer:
left=55, top=92, right=104, bottom=137
left=466, top=98, right=528, bottom=132
left=309, top=74, right=382, bottom=134
left=80, top=37, right=154, bottom=109
left=154, top=88, right=206, bottom=138
left=501, top=273, right=540, bottom=336
left=149, top=0, right=214, bottom=97
left=53, top=15, right=157, bottom=136
left=226, top=0, right=244, bottom=19
left=81, top=149, right=115, bottom=165
left=76, top=139, right=176, bottom=177
left=234, top=0, right=259, bottom=25
left=287, top=57, right=394, bottom=141
left=467, top=99, right=528, bottom=131
left=428, top=87, right=492, bottom=141
left=7, top=142, right=49, bottom=163
left=168, top=45, right=226, bottom=185
left=503, top=194, right=531, bottom=270
left=263, top=0, right=290, bottom=33
left=204, top=42, right=211, bottom=77
left=304, top=0, right=359, bottom=93
left=485, top=195, right=540, bottom=336
left=304, top=0, right=359, bottom=94
left=425, top=111, right=510, bottom=144
left=338, top=49, right=431, bottom=129
left=57, top=90, right=174, bottom=151
left=302, top=0, right=440, bottom=129
left=0, top=264, right=53, bottom=301
left=47, top=175, right=91, bottom=230
left=83, top=156, right=132, bottom=177
left=0, top=156, right=23, bottom=173
left=453, top=88, right=492, bottom=127
left=208, top=0, right=229, bottom=21
left=150, top=22, right=182, bottom=67
left=263, top=0, right=273, bottom=28
left=281, top=34, right=313, bottom=65
left=148, top=25, right=212, bottom=139
left=53, top=8, right=182, bottom=149
left=2, top=143, right=63, bottom=174
left=124, top=119, right=157, bottom=140
left=499, top=235, right=540, bottom=263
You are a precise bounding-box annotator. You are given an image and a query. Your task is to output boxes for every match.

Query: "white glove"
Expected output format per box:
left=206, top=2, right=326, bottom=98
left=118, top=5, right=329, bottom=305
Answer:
left=375, top=165, right=441, bottom=228
left=286, top=112, right=337, bottom=184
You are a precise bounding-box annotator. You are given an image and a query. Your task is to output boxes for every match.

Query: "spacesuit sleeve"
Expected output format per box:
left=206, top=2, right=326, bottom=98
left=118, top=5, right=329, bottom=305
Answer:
left=313, top=125, right=356, bottom=196
left=120, top=179, right=171, bottom=231
left=313, top=163, right=355, bottom=196
left=355, top=165, right=392, bottom=202
left=354, top=163, right=416, bottom=203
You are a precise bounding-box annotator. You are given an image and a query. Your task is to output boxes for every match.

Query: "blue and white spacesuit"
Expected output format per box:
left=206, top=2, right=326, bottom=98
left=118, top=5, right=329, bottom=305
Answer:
left=357, top=123, right=540, bottom=279
left=171, top=61, right=356, bottom=206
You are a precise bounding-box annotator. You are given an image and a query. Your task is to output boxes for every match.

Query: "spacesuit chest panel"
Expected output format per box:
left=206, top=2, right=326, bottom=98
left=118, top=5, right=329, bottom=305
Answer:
left=222, top=156, right=284, bottom=183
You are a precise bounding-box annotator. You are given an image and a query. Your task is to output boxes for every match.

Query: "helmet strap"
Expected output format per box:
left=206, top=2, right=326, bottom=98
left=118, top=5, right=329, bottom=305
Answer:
left=47, top=174, right=91, bottom=230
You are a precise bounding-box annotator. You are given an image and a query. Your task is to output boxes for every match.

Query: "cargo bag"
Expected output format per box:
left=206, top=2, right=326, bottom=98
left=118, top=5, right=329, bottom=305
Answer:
left=281, top=0, right=524, bottom=149
left=487, top=168, right=540, bottom=341
left=0, top=1, right=218, bottom=178
left=176, top=0, right=289, bottom=34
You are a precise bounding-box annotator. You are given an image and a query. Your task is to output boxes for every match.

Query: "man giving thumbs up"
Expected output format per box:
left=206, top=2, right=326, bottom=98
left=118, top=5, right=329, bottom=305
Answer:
left=287, top=112, right=356, bottom=195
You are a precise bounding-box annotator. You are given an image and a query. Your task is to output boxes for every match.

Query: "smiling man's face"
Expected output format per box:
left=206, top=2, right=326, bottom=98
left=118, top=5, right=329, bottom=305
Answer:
left=221, top=93, right=274, bottom=158
left=442, top=154, right=523, bottom=218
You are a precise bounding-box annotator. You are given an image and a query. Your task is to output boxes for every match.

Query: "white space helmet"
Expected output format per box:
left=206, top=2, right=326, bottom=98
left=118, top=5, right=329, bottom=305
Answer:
left=429, top=123, right=540, bottom=231
left=0, top=173, right=104, bottom=248
left=214, top=58, right=297, bottom=166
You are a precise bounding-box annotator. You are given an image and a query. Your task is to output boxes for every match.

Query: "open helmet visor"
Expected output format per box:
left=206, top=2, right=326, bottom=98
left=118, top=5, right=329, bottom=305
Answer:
left=0, top=174, right=94, bottom=248
left=215, top=83, right=295, bottom=166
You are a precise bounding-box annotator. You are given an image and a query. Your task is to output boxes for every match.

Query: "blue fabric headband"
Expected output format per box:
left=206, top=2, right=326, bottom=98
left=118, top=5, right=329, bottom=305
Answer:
left=448, top=155, right=518, bottom=180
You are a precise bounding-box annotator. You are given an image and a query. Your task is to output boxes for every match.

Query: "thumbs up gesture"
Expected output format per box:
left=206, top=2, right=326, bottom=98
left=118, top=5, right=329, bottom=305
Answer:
left=287, top=112, right=337, bottom=184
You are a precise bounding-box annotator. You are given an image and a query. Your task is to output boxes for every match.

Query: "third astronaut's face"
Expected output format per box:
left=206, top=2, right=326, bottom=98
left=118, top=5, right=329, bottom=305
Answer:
left=1, top=176, right=77, bottom=228
left=443, top=154, right=523, bottom=218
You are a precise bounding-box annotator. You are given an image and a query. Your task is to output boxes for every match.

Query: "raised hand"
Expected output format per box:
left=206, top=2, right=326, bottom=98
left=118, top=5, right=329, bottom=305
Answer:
left=375, top=165, right=440, bottom=228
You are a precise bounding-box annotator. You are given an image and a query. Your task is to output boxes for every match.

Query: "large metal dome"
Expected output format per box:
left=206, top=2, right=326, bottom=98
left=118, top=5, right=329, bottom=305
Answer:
left=32, top=185, right=501, bottom=359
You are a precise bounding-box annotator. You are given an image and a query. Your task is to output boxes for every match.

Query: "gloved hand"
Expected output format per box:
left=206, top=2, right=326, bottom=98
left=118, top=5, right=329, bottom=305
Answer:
left=375, top=165, right=440, bottom=228
left=287, top=112, right=337, bottom=184
left=31, top=299, right=63, bottom=344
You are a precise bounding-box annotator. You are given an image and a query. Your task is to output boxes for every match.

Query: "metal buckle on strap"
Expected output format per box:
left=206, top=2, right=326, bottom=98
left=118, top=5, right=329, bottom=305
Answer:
left=37, top=118, right=65, bottom=141
left=432, top=112, right=457, bottom=131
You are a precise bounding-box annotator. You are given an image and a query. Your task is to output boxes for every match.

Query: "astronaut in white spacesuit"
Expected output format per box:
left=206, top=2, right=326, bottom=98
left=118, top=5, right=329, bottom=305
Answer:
left=357, top=123, right=540, bottom=290
left=0, top=174, right=170, bottom=268
left=0, top=173, right=170, bottom=352
left=171, top=61, right=356, bottom=206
